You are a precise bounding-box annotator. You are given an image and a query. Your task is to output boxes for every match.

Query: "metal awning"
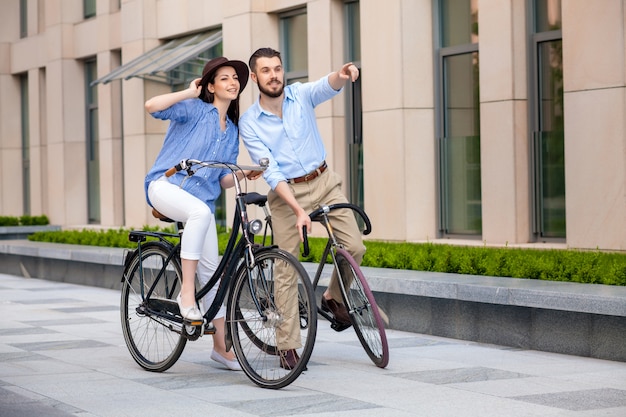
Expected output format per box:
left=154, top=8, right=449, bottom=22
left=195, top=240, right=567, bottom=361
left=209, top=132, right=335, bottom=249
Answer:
left=92, top=30, right=222, bottom=86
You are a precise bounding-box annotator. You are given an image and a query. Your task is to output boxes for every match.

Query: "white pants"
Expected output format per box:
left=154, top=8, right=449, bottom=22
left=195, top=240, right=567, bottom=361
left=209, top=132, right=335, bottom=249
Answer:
left=148, top=177, right=225, bottom=318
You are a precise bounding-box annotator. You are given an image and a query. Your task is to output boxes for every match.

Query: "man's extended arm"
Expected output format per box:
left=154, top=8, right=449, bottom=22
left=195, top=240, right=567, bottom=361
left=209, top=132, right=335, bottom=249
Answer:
left=328, top=63, right=359, bottom=91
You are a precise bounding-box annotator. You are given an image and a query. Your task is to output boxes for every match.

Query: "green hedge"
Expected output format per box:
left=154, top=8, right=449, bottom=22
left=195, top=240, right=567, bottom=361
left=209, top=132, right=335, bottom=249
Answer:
left=0, top=215, right=49, bottom=226
left=28, top=227, right=626, bottom=286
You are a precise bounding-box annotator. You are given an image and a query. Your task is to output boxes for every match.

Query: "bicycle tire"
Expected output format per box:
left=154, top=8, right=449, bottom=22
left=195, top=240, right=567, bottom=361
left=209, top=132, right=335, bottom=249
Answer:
left=120, top=242, right=187, bottom=372
left=227, top=248, right=317, bottom=389
left=335, top=248, right=389, bottom=368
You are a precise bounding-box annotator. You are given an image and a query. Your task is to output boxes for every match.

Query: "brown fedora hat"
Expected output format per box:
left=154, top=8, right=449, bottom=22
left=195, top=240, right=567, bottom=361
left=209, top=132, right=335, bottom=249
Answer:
left=198, top=57, right=249, bottom=94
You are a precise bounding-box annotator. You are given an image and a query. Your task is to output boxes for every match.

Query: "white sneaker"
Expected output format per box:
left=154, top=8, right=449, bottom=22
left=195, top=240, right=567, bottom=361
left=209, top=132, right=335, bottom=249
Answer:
left=211, top=350, right=242, bottom=371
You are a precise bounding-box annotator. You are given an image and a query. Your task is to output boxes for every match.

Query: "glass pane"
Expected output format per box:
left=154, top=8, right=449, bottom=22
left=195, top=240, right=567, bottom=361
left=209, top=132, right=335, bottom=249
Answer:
left=441, top=0, right=478, bottom=47
left=534, top=0, right=561, bottom=32
left=85, top=61, right=100, bottom=223
left=442, top=52, right=481, bottom=235
left=536, top=39, right=564, bottom=238
left=345, top=1, right=361, bottom=62
left=443, top=136, right=482, bottom=234
left=537, top=131, right=565, bottom=237
left=344, top=2, right=363, bottom=212
left=20, top=0, right=27, bottom=38
left=444, top=53, right=480, bottom=138
left=281, top=11, right=308, bottom=83
left=84, top=0, right=96, bottom=18
left=21, top=74, right=30, bottom=214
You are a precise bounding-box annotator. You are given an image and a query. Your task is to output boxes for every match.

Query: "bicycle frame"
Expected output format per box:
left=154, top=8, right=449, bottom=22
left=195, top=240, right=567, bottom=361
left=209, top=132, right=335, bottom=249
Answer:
left=124, top=159, right=269, bottom=326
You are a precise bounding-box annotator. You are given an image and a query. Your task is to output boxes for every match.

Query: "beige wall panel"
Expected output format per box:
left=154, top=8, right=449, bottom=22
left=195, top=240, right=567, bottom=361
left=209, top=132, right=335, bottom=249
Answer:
left=45, top=61, right=63, bottom=144
left=363, top=109, right=406, bottom=240
left=60, top=61, right=85, bottom=144
left=0, top=43, right=9, bottom=73
left=123, top=77, right=151, bottom=136
left=155, top=0, right=223, bottom=38
left=307, top=0, right=335, bottom=120
left=123, top=134, right=150, bottom=228
left=222, top=11, right=255, bottom=67
left=10, top=35, right=42, bottom=73
left=265, top=0, right=307, bottom=13
left=562, top=0, right=625, bottom=91
left=99, top=136, right=124, bottom=226
left=360, top=0, right=403, bottom=112
left=122, top=0, right=157, bottom=42
left=45, top=143, right=65, bottom=224
left=1, top=149, right=23, bottom=215
left=401, top=0, right=434, bottom=109
left=511, top=0, right=527, bottom=99
left=0, top=74, right=22, bottom=215
left=0, top=1, right=19, bottom=41
left=565, top=87, right=626, bottom=250
left=0, top=76, right=21, bottom=147
left=404, top=108, right=438, bottom=242
left=58, top=0, right=82, bottom=24
left=480, top=100, right=530, bottom=244
left=63, top=141, right=88, bottom=225
left=479, top=0, right=514, bottom=102
left=74, top=18, right=98, bottom=58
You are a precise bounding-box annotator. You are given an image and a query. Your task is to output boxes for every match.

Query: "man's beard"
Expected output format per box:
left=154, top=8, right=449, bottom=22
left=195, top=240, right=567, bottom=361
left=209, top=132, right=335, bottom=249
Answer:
left=258, top=79, right=284, bottom=98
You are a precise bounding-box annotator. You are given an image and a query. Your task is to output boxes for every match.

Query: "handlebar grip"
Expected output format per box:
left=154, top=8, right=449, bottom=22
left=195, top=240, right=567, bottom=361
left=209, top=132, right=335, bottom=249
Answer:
left=165, top=166, right=178, bottom=177
left=302, top=226, right=310, bottom=257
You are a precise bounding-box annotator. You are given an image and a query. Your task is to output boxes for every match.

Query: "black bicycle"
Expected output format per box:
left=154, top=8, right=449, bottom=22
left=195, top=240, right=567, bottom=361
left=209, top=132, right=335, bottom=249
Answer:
left=120, top=159, right=317, bottom=389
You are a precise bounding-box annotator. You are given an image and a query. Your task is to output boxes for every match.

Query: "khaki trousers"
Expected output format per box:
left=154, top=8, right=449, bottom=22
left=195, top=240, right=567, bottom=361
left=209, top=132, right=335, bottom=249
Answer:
left=268, top=169, right=366, bottom=350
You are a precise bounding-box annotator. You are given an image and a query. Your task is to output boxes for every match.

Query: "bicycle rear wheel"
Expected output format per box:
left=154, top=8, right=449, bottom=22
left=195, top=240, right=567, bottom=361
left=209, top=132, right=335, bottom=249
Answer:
left=335, top=248, right=389, bottom=368
left=120, top=242, right=187, bottom=372
left=228, top=248, right=317, bottom=389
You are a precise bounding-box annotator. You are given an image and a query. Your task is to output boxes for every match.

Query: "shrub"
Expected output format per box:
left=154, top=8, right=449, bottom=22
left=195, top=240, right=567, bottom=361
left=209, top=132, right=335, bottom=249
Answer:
left=0, top=215, right=49, bottom=226
left=26, top=228, right=626, bottom=286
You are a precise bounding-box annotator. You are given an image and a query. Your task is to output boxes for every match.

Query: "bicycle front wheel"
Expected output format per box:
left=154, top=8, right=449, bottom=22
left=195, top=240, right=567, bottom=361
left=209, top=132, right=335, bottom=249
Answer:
left=228, top=248, right=317, bottom=389
left=120, top=242, right=187, bottom=372
left=335, top=248, right=389, bottom=368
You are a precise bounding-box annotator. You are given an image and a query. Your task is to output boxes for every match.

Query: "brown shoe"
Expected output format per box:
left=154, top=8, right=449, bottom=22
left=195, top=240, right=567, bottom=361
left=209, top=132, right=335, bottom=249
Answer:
left=321, top=297, right=351, bottom=325
left=279, top=349, right=300, bottom=370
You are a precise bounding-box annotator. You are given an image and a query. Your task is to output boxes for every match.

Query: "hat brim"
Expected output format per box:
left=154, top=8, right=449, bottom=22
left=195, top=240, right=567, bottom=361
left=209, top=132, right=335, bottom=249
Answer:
left=199, top=59, right=249, bottom=94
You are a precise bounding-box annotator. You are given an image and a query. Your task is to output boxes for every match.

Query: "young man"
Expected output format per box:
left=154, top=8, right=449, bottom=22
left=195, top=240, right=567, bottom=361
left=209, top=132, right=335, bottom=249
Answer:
left=239, top=47, right=365, bottom=369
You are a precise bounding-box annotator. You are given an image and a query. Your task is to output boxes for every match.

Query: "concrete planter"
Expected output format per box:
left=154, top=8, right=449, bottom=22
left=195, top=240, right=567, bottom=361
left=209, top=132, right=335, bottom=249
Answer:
left=0, top=225, right=61, bottom=240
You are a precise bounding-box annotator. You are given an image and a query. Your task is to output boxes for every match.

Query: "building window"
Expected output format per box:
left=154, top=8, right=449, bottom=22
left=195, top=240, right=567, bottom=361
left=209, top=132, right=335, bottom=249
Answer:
left=280, top=9, right=308, bottom=84
left=437, top=0, right=481, bottom=236
left=344, top=0, right=363, bottom=210
left=530, top=0, right=564, bottom=239
left=85, top=60, right=100, bottom=223
left=20, top=74, right=30, bottom=214
left=84, top=0, right=96, bottom=19
left=20, top=0, right=27, bottom=38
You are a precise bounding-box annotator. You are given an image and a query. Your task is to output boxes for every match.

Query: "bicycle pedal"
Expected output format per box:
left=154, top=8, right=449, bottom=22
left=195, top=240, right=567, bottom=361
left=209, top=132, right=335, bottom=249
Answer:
left=330, top=321, right=352, bottom=332
left=184, top=318, right=204, bottom=326
left=203, top=324, right=216, bottom=335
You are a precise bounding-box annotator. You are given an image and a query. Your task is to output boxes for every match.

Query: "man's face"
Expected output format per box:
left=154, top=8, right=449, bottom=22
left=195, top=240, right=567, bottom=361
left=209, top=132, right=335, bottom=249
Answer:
left=252, top=56, right=284, bottom=98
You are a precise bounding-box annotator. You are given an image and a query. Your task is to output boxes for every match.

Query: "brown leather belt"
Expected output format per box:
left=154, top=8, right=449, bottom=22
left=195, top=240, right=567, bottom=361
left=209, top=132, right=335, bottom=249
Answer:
left=288, top=161, right=327, bottom=184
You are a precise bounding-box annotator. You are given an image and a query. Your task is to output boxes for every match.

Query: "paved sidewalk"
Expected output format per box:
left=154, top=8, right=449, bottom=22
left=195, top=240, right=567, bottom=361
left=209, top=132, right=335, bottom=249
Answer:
left=1, top=273, right=625, bottom=417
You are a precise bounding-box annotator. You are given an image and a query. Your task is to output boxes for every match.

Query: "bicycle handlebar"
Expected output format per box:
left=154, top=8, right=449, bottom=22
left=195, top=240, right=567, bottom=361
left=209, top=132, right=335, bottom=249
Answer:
left=165, top=158, right=269, bottom=178
left=302, top=203, right=372, bottom=257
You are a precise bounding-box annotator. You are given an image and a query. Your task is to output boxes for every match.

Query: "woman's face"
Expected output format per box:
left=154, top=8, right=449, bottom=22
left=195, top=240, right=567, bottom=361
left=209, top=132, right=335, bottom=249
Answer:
left=208, top=66, right=240, bottom=102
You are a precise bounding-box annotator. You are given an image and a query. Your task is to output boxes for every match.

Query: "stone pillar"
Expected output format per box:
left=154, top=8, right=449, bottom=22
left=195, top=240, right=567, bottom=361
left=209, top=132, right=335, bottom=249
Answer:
left=361, top=0, right=437, bottom=241
left=478, top=0, right=530, bottom=244
left=562, top=0, right=626, bottom=250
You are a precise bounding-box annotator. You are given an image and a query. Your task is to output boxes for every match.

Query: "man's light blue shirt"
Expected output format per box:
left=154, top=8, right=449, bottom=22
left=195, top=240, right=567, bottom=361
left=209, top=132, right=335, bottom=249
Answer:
left=145, top=99, right=239, bottom=213
left=240, top=75, right=341, bottom=190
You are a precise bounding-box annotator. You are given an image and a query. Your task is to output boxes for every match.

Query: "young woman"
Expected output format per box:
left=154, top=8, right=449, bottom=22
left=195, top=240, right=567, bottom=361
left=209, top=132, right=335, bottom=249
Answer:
left=144, top=57, right=259, bottom=371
